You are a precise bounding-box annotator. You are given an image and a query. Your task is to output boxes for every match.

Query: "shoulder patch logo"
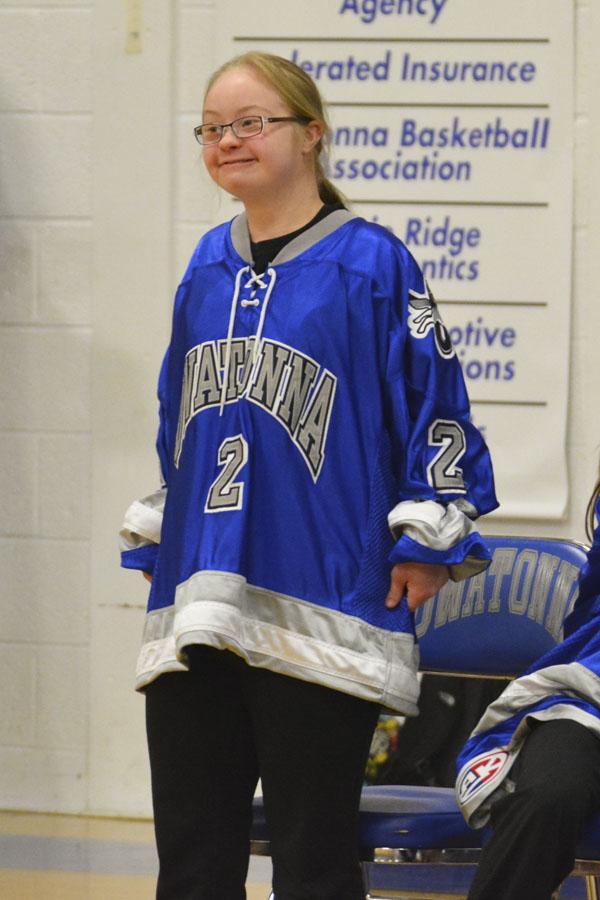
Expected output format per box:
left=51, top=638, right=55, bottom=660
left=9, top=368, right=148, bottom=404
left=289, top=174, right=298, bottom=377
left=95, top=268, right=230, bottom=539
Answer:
left=408, top=282, right=455, bottom=359
left=457, top=749, right=510, bottom=806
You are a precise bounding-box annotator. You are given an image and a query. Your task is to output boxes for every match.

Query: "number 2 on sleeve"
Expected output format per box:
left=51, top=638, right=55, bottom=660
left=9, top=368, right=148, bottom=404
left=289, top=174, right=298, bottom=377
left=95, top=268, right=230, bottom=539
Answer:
left=427, top=419, right=467, bottom=494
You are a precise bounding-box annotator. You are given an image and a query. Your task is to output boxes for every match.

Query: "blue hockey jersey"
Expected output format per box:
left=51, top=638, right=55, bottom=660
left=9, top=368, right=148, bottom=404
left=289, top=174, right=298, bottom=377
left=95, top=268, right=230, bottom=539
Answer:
left=120, top=210, right=497, bottom=712
left=456, top=502, right=600, bottom=826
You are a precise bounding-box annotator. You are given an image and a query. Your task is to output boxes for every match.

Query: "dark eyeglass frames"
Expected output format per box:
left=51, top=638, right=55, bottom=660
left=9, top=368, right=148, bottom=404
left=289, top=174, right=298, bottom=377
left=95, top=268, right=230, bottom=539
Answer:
left=194, top=115, right=311, bottom=146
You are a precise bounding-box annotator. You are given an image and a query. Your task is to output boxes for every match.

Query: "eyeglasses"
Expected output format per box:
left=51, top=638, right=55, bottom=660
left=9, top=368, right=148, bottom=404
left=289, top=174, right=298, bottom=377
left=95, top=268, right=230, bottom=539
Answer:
left=194, top=115, right=310, bottom=146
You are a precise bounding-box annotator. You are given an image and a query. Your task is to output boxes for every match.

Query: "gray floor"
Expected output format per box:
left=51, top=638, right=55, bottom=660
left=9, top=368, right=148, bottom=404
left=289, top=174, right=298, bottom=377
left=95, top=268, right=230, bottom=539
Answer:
left=0, top=832, right=273, bottom=882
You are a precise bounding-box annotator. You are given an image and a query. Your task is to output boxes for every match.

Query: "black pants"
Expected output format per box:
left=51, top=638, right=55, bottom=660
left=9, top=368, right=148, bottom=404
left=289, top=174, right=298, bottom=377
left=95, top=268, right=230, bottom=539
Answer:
left=145, top=646, right=380, bottom=900
left=468, top=719, right=600, bottom=900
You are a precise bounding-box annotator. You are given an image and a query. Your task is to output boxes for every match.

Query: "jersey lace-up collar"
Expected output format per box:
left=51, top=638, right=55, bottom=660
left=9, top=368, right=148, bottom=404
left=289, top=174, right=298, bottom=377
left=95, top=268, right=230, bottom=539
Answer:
left=219, top=264, right=277, bottom=416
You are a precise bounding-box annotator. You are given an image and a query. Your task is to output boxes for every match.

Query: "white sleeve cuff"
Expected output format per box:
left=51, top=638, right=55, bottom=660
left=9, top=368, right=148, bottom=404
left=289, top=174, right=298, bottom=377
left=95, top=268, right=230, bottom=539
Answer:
left=387, top=499, right=473, bottom=551
left=119, top=487, right=166, bottom=550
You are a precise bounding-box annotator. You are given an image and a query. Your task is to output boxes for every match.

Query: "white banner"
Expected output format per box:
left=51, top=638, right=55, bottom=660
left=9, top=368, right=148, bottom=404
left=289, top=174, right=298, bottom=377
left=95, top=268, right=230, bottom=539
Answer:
left=216, top=0, right=574, bottom=519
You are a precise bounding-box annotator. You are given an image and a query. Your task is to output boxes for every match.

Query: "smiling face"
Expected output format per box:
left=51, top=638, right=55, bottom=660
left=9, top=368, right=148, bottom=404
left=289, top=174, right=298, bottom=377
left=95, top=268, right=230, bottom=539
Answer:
left=201, top=65, right=319, bottom=205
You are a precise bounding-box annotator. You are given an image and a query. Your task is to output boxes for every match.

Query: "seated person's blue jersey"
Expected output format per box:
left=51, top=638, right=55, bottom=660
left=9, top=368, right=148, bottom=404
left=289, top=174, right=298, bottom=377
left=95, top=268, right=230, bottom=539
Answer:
left=456, top=500, right=600, bottom=826
left=121, top=210, right=497, bottom=712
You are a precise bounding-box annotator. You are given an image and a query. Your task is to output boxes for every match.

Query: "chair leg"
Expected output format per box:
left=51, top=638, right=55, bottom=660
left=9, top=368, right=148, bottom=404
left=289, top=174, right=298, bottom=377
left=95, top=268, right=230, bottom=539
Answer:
left=585, top=874, right=599, bottom=900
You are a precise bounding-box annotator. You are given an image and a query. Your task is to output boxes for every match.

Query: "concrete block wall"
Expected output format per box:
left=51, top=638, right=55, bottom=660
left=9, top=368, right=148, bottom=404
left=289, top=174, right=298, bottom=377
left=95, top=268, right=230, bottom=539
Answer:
left=175, top=2, right=220, bottom=272
left=0, top=0, right=92, bottom=811
left=0, top=0, right=599, bottom=816
left=86, top=0, right=219, bottom=817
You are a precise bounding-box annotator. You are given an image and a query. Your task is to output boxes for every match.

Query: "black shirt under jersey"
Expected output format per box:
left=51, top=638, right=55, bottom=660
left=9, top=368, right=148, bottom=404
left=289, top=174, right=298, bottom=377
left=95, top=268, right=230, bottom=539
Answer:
left=250, top=202, right=345, bottom=275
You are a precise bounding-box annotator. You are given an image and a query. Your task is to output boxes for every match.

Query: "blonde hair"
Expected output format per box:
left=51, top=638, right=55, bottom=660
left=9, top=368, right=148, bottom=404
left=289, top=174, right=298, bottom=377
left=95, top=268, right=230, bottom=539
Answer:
left=204, top=52, right=346, bottom=207
left=586, top=462, right=600, bottom=542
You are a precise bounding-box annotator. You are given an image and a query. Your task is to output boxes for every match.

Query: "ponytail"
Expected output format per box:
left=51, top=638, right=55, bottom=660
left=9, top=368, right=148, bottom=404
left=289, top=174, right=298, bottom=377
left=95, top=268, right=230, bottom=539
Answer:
left=586, top=468, right=600, bottom=542
left=316, top=168, right=348, bottom=207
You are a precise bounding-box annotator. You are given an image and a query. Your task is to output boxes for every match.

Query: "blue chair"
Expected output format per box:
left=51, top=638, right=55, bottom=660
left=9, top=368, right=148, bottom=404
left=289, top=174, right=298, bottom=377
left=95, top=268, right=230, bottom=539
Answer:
left=251, top=536, right=600, bottom=899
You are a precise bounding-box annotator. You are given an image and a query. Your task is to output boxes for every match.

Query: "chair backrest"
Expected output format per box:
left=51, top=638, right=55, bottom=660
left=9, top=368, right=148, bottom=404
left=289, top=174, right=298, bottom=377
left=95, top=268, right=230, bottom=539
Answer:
left=415, top=536, right=588, bottom=678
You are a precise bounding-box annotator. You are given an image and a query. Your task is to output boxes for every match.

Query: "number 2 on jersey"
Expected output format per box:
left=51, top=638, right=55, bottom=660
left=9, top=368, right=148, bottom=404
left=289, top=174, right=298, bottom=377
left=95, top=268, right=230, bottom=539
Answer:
left=427, top=419, right=467, bottom=493
left=205, top=435, right=249, bottom=512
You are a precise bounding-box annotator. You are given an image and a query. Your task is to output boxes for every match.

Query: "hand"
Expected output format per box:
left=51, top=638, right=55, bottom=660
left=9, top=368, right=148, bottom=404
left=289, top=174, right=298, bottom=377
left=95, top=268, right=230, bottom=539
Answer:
left=142, top=572, right=153, bottom=583
left=385, top=562, right=449, bottom=612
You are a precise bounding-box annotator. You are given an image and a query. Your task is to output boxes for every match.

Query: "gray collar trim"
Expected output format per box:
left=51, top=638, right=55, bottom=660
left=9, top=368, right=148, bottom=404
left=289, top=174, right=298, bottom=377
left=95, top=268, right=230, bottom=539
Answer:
left=230, top=209, right=357, bottom=267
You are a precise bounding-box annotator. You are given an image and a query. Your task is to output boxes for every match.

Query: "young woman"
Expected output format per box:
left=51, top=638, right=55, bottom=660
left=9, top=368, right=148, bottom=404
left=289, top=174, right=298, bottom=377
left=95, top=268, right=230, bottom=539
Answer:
left=456, top=468, right=600, bottom=900
left=120, top=52, right=497, bottom=900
